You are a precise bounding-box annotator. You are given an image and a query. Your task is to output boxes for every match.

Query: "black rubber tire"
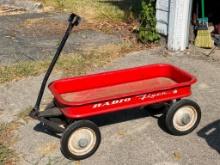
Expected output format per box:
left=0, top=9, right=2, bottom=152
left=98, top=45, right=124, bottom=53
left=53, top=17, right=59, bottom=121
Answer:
left=61, top=120, right=101, bottom=160
left=165, top=99, right=201, bottom=136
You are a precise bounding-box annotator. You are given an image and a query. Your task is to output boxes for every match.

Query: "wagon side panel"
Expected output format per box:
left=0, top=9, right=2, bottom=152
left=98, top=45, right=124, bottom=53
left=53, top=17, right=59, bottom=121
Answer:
left=61, top=86, right=192, bottom=118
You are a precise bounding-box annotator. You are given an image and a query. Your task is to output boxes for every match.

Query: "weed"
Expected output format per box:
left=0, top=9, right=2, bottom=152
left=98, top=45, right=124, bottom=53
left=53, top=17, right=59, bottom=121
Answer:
left=0, top=124, right=17, bottom=165
left=138, top=0, right=160, bottom=43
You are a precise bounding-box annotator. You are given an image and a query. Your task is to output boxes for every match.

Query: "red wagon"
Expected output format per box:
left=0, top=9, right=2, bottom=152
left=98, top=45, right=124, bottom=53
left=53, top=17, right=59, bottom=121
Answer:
left=30, top=14, right=201, bottom=160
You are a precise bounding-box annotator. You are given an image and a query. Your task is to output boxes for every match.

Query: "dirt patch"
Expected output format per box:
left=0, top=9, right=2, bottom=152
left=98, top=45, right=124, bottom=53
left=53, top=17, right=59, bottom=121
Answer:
left=0, top=5, right=26, bottom=16
left=18, top=17, right=67, bottom=37
left=37, top=142, right=59, bottom=156
left=0, top=123, right=19, bottom=164
left=0, top=0, right=44, bottom=13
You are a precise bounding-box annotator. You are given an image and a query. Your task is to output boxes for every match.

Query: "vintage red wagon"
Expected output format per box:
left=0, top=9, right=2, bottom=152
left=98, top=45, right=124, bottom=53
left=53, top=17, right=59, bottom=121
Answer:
left=30, top=14, right=201, bottom=160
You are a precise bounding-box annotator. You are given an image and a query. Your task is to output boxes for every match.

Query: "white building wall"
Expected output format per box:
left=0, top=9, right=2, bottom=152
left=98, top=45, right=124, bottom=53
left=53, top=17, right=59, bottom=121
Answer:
left=167, top=0, right=192, bottom=51
left=156, top=0, right=170, bottom=36
left=156, top=0, right=192, bottom=51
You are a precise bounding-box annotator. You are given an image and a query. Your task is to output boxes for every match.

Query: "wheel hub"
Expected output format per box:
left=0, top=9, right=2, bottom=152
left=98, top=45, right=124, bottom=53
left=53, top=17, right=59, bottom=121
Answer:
left=78, top=138, right=89, bottom=148
left=173, top=106, right=198, bottom=131
left=68, top=127, right=96, bottom=156
left=181, top=114, right=191, bottom=125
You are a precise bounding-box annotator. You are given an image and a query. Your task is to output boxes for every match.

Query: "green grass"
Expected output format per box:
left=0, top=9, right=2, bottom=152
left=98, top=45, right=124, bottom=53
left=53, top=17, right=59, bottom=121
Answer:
left=0, top=42, right=135, bottom=84
left=41, top=0, right=141, bottom=22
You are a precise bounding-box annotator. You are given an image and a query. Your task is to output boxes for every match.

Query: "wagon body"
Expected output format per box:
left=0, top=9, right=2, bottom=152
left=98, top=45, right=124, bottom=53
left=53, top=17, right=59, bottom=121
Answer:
left=48, top=63, right=196, bottom=119
left=31, top=14, right=201, bottom=161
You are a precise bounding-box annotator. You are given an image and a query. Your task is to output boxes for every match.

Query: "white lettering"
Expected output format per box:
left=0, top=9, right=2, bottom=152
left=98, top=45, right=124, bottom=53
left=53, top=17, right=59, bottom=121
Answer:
left=103, top=102, right=110, bottom=106
left=137, top=92, right=167, bottom=101
left=93, top=103, right=102, bottom=108
left=92, top=97, right=131, bottom=109
left=112, top=100, right=119, bottom=104
left=92, top=91, right=168, bottom=109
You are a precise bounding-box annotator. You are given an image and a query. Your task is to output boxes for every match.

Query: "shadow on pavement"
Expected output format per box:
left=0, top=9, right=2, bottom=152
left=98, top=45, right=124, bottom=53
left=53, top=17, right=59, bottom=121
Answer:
left=90, top=104, right=166, bottom=128
left=89, top=107, right=150, bottom=127
left=33, top=103, right=166, bottom=138
left=197, top=119, right=220, bottom=153
left=34, top=122, right=62, bottom=139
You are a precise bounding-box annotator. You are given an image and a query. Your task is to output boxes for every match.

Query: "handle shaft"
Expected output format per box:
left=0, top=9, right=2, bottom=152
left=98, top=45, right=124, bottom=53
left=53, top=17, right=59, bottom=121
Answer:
left=201, top=0, right=205, bottom=18
left=32, top=13, right=81, bottom=116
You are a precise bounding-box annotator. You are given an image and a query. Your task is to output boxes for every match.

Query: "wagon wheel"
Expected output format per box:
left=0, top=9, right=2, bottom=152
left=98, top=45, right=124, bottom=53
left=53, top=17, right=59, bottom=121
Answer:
left=165, top=99, right=201, bottom=136
left=61, top=120, right=101, bottom=160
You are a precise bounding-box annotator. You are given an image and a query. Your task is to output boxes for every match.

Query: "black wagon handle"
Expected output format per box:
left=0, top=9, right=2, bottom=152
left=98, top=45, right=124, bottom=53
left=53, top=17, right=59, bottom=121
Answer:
left=30, top=13, right=81, bottom=118
left=68, top=13, right=81, bottom=26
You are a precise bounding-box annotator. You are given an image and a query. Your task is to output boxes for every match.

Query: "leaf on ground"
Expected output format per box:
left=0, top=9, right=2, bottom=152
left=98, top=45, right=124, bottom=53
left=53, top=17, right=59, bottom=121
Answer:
left=173, top=151, right=182, bottom=160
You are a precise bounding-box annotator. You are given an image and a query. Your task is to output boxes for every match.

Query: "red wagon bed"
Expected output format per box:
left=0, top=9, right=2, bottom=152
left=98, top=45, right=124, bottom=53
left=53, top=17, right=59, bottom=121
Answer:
left=48, top=64, right=196, bottom=118
left=60, top=77, right=176, bottom=103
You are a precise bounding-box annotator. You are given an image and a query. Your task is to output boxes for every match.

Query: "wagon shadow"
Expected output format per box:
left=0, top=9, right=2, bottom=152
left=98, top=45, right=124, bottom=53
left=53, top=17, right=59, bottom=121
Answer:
left=33, top=102, right=62, bottom=138
left=89, top=105, right=165, bottom=128
left=197, top=119, right=220, bottom=153
left=33, top=103, right=167, bottom=138
left=34, top=122, right=62, bottom=138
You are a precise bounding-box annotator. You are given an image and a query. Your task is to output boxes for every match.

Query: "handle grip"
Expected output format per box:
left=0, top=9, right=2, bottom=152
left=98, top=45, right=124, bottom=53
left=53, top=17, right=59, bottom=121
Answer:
left=68, top=13, right=81, bottom=26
